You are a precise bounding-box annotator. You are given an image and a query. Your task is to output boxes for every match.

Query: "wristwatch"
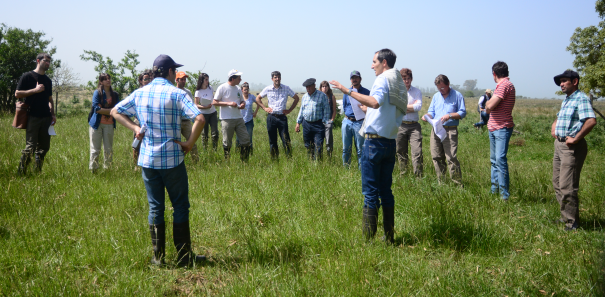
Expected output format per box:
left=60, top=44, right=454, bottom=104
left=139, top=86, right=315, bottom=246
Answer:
left=448, top=114, right=452, bottom=119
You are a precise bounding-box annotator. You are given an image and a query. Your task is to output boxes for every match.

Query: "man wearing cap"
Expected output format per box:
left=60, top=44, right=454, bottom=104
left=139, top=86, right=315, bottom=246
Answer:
left=551, top=70, right=596, bottom=231
left=341, top=70, right=370, bottom=167
left=396, top=68, right=423, bottom=177
left=295, top=78, right=331, bottom=161
left=111, top=54, right=206, bottom=267
left=256, top=71, right=300, bottom=160
left=212, top=70, right=251, bottom=160
left=474, top=89, right=492, bottom=129
left=422, top=74, right=466, bottom=186
left=330, top=48, right=407, bottom=244
left=485, top=61, right=516, bottom=201
left=175, top=71, right=199, bottom=162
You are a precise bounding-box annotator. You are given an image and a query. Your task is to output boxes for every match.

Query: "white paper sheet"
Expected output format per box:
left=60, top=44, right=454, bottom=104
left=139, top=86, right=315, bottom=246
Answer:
left=48, top=125, right=56, bottom=136
left=349, top=88, right=365, bottom=121
left=423, top=115, right=446, bottom=141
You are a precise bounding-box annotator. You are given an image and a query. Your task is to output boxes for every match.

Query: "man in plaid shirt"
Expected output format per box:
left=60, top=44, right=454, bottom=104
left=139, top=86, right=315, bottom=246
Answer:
left=295, top=78, right=331, bottom=160
left=551, top=70, right=597, bottom=231
left=111, top=54, right=206, bottom=267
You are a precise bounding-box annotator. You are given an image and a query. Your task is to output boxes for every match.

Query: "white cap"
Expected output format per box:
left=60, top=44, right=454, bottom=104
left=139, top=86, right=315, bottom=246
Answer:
left=228, top=69, right=243, bottom=78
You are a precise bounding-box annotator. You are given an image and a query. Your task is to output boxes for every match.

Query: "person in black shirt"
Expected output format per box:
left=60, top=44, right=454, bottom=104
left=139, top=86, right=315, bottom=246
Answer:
left=15, top=53, right=55, bottom=174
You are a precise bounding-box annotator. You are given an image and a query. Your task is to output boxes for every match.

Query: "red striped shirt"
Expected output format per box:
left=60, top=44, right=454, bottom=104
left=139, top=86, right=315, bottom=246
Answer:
left=488, top=78, right=515, bottom=131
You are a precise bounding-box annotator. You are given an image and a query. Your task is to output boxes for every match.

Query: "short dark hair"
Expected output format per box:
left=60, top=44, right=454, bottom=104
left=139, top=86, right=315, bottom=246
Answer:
left=138, top=69, right=153, bottom=87
left=492, top=61, right=509, bottom=78
left=434, top=74, right=450, bottom=86
left=375, top=49, right=396, bottom=68
left=400, top=68, right=413, bottom=80
left=153, top=66, right=175, bottom=79
left=271, top=71, right=281, bottom=78
left=228, top=75, right=240, bottom=82
left=36, top=53, right=51, bottom=61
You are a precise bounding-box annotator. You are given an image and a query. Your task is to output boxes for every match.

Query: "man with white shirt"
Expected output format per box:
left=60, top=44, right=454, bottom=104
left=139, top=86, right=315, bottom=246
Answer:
left=396, top=68, right=423, bottom=177
left=331, top=48, right=407, bottom=244
left=212, top=69, right=251, bottom=161
left=176, top=71, right=199, bottom=162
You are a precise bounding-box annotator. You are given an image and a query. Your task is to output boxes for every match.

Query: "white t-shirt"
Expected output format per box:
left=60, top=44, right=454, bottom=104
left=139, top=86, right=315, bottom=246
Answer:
left=213, top=83, right=243, bottom=119
left=194, top=86, right=216, bottom=114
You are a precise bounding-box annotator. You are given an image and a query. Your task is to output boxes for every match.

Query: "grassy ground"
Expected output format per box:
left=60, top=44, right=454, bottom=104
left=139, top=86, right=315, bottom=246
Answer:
left=1, top=98, right=604, bottom=296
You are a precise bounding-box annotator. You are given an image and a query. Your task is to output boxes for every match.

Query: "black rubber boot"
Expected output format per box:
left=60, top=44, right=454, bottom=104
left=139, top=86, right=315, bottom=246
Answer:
left=18, top=152, right=31, bottom=175
left=382, top=207, right=395, bottom=244
left=149, top=223, right=166, bottom=265
left=173, top=221, right=206, bottom=267
left=362, top=206, right=378, bottom=240
left=240, top=145, right=250, bottom=162
left=223, top=146, right=231, bottom=160
left=34, top=154, right=44, bottom=173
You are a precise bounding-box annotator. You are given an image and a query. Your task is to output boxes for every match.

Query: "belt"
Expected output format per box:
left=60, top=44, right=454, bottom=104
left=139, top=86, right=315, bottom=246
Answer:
left=443, top=126, right=457, bottom=129
left=346, top=116, right=361, bottom=122
left=402, top=121, right=417, bottom=124
left=269, top=113, right=286, bottom=118
left=556, top=136, right=567, bottom=142
left=364, top=134, right=385, bottom=139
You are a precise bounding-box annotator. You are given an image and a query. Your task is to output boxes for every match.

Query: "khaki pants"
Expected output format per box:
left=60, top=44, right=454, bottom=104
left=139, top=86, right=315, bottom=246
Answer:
left=396, top=122, right=423, bottom=177
left=180, top=120, right=199, bottom=161
left=553, top=139, right=587, bottom=228
left=430, top=127, right=462, bottom=185
left=89, top=124, right=114, bottom=170
left=222, top=118, right=250, bottom=149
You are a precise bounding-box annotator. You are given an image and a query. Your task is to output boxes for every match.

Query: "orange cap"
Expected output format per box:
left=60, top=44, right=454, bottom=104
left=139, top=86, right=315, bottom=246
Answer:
left=176, top=71, right=188, bottom=79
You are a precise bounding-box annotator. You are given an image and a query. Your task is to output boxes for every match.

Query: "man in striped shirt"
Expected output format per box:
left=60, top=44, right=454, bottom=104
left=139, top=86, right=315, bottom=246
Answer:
left=551, top=70, right=596, bottom=231
left=486, top=61, right=516, bottom=201
left=295, top=78, right=331, bottom=161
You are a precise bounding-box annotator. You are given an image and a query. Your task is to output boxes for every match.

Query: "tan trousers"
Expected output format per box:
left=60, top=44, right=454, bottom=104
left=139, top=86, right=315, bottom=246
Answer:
left=89, top=124, right=114, bottom=170
left=222, top=118, right=250, bottom=149
left=180, top=120, right=199, bottom=162
left=396, top=122, right=423, bottom=177
left=553, top=139, right=587, bottom=228
left=429, top=127, right=462, bottom=185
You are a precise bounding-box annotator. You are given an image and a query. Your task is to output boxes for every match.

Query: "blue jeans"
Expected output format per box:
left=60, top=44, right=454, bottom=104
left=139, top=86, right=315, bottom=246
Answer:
left=236, top=120, right=254, bottom=149
left=474, top=111, right=489, bottom=127
left=302, top=119, right=325, bottom=160
left=361, top=138, right=396, bottom=209
left=489, top=127, right=513, bottom=199
left=342, top=118, right=365, bottom=166
left=142, top=162, right=190, bottom=225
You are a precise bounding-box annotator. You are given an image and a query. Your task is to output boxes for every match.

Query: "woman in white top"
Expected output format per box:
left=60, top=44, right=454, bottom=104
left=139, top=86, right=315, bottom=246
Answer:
left=194, top=73, right=219, bottom=150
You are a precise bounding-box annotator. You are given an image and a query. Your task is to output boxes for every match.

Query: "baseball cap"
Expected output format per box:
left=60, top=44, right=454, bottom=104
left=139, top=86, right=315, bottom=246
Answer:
left=176, top=71, right=188, bottom=79
left=554, top=70, right=580, bottom=86
left=228, top=69, right=243, bottom=78
left=350, top=70, right=361, bottom=78
left=152, top=54, right=183, bottom=73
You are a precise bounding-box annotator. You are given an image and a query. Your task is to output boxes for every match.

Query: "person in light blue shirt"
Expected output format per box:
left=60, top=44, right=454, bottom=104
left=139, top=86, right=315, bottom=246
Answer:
left=330, top=48, right=405, bottom=244
left=295, top=78, right=331, bottom=161
left=422, top=74, right=466, bottom=186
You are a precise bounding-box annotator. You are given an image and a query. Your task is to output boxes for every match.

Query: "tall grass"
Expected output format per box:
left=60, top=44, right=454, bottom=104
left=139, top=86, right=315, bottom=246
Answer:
left=0, top=98, right=604, bottom=296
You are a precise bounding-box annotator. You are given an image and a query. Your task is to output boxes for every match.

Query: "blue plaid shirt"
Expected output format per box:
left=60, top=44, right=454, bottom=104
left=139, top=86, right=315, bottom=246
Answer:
left=115, top=78, right=201, bottom=169
left=259, top=84, right=296, bottom=114
left=555, top=90, right=595, bottom=137
left=296, top=90, right=330, bottom=124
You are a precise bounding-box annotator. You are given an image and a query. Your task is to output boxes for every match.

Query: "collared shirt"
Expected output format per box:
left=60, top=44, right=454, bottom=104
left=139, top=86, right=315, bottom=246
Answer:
left=115, top=77, right=201, bottom=169
left=343, top=85, right=371, bottom=119
left=427, top=88, right=467, bottom=126
left=296, top=90, right=330, bottom=124
left=259, top=84, right=296, bottom=114
left=555, top=90, right=595, bottom=137
left=180, top=88, right=195, bottom=122
left=241, top=94, right=256, bottom=123
left=401, top=86, right=422, bottom=122
left=364, top=74, right=405, bottom=139
left=488, top=77, right=515, bottom=132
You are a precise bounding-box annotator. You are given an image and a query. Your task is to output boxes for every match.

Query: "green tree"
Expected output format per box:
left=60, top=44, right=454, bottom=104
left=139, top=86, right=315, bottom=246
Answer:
left=184, top=71, right=221, bottom=97
left=463, top=90, right=475, bottom=98
left=462, top=79, right=477, bottom=91
left=0, top=23, right=58, bottom=112
left=80, top=50, right=140, bottom=99
left=567, top=0, right=605, bottom=98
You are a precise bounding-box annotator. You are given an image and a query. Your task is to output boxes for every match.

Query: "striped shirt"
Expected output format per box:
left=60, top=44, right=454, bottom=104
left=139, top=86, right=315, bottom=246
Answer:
left=296, top=90, right=330, bottom=124
left=488, top=78, right=515, bottom=132
left=259, top=84, right=296, bottom=114
left=115, top=77, right=201, bottom=169
left=555, top=90, right=596, bottom=137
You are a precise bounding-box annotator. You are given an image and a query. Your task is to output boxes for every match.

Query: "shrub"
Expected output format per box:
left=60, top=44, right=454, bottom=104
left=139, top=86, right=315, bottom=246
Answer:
left=71, top=95, right=80, bottom=105
left=83, top=99, right=92, bottom=108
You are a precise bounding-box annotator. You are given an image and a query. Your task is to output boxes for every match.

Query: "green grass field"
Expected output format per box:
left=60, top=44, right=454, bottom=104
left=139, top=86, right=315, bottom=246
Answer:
left=1, top=98, right=604, bottom=296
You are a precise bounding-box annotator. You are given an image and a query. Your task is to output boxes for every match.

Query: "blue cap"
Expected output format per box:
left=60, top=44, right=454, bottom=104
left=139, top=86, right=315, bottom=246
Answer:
left=350, top=70, right=361, bottom=78
left=153, top=54, right=183, bottom=74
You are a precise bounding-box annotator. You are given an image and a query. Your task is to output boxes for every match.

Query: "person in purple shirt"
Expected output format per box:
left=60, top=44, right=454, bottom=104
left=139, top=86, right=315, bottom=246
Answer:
left=341, top=70, right=370, bottom=167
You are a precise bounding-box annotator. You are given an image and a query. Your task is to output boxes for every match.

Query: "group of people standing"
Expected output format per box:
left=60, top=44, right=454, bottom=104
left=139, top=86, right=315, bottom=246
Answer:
left=14, top=50, right=598, bottom=266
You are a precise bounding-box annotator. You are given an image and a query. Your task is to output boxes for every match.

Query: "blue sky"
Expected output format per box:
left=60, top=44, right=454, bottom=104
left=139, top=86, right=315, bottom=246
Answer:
left=1, top=0, right=601, bottom=98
